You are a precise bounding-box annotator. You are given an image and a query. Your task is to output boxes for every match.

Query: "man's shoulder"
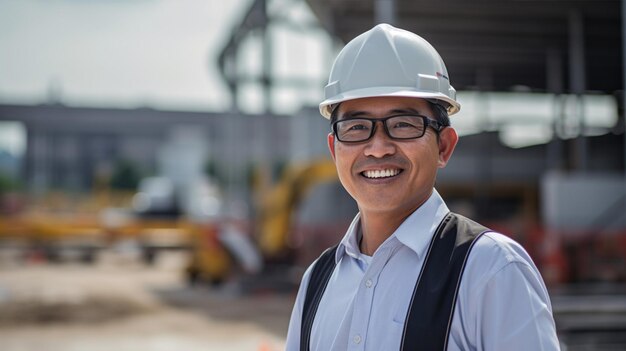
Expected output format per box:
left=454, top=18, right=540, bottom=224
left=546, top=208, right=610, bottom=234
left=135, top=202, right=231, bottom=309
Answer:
left=463, top=230, right=540, bottom=288
left=473, top=231, right=533, bottom=265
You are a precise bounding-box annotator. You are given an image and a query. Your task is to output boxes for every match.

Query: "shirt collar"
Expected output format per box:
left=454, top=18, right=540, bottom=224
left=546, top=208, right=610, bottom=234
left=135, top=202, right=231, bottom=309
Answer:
left=335, top=212, right=362, bottom=263
left=335, top=189, right=450, bottom=263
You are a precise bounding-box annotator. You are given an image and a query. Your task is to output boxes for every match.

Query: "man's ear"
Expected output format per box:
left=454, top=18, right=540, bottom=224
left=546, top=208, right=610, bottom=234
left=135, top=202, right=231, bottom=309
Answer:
left=327, top=133, right=336, bottom=161
left=437, top=127, right=458, bottom=168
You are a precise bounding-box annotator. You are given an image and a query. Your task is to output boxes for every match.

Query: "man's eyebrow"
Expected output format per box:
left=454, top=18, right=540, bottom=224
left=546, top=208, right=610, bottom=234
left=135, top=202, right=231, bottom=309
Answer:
left=339, top=107, right=423, bottom=119
left=338, top=110, right=369, bottom=118
left=389, top=108, right=422, bottom=115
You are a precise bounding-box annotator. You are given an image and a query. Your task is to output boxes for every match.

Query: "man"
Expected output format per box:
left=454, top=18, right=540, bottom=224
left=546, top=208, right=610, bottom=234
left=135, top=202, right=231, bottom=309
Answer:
left=286, top=24, right=560, bottom=350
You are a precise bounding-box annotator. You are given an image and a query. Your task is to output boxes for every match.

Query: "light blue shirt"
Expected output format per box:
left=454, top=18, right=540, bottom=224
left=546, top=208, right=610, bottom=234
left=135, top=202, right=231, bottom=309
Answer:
left=286, top=190, right=560, bottom=351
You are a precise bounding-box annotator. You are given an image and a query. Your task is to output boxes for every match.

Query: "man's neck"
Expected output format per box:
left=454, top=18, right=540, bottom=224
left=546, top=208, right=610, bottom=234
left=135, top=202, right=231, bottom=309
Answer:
left=358, top=192, right=434, bottom=256
left=358, top=209, right=411, bottom=256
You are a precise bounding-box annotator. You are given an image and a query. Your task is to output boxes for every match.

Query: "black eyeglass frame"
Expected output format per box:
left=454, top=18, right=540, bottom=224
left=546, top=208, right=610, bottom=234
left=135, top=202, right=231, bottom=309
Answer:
left=331, top=114, right=446, bottom=143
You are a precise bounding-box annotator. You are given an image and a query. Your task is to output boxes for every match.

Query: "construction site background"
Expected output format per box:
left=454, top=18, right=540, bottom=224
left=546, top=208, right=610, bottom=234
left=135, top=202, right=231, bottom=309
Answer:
left=2, top=0, right=626, bottom=350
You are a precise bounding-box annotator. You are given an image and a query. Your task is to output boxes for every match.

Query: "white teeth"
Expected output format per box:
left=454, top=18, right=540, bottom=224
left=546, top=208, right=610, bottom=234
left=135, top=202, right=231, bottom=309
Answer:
left=363, top=169, right=400, bottom=179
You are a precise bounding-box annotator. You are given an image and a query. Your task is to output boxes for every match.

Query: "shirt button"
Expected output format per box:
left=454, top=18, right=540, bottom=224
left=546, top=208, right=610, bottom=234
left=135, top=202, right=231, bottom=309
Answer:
left=353, top=334, right=362, bottom=344
left=365, top=279, right=373, bottom=288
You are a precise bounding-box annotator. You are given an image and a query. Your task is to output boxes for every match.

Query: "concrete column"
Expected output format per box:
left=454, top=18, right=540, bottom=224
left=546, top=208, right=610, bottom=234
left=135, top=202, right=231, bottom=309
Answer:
left=547, top=48, right=564, bottom=171
left=622, top=0, right=626, bottom=174
left=568, top=9, right=588, bottom=171
left=375, top=0, right=396, bottom=25
left=474, top=67, right=494, bottom=219
left=30, top=131, right=49, bottom=194
left=260, top=0, right=272, bottom=113
left=621, top=0, right=626, bottom=217
left=226, top=113, right=239, bottom=200
left=24, top=128, right=36, bottom=193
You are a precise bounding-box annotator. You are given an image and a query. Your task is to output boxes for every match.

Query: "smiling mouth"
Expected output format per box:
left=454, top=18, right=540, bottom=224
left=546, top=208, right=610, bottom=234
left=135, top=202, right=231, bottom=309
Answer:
left=361, top=169, right=403, bottom=179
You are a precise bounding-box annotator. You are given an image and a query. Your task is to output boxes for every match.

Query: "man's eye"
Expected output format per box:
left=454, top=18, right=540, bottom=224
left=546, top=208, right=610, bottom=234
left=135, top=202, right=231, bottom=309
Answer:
left=393, top=122, right=418, bottom=129
left=340, top=120, right=370, bottom=131
left=348, top=124, right=369, bottom=130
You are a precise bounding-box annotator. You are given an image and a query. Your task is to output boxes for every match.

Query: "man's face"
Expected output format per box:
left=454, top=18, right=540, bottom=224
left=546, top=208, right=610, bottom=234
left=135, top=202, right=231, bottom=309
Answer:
left=327, top=96, right=458, bottom=217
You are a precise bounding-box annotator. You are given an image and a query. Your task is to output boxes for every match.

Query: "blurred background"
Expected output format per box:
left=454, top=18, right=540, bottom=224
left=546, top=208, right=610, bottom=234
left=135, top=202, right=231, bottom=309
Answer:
left=0, top=0, right=625, bottom=350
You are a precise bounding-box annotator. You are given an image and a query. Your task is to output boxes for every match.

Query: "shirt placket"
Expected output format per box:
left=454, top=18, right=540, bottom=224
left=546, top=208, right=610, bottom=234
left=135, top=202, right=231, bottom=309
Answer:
left=347, top=243, right=397, bottom=350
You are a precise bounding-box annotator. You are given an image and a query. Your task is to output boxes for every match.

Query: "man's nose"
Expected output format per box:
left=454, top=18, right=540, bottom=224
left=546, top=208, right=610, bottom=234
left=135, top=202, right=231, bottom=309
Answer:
left=364, top=121, right=396, bottom=158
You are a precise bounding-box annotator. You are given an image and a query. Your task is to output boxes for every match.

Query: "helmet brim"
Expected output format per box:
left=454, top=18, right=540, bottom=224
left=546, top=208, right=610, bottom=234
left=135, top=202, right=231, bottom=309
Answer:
left=319, top=87, right=460, bottom=119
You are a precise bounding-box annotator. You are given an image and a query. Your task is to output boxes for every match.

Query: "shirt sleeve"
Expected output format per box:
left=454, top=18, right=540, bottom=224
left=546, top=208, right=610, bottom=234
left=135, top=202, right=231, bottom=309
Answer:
left=474, top=261, right=561, bottom=351
left=285, top=263, right=314, bottom=351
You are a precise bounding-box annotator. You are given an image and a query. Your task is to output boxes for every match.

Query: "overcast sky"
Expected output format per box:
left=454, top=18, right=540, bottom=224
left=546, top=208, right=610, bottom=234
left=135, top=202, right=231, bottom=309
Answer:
left=0, top=0, right=247, bottom=111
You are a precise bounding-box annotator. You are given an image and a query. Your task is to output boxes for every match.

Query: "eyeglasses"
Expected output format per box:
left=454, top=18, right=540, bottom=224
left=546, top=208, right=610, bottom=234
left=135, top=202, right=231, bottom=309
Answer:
left=332, top=114, right=445, bottom=143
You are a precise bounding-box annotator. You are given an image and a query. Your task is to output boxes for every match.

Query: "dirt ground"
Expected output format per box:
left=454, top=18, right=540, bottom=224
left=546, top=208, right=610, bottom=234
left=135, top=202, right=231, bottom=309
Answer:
left=0, top=249, right=293, bottom=351
left=4, top=247, right=626, bottom=351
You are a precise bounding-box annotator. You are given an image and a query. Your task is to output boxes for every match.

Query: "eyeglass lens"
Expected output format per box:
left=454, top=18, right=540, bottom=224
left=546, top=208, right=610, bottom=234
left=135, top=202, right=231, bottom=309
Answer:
left=335, top=115, right=427, bottom=142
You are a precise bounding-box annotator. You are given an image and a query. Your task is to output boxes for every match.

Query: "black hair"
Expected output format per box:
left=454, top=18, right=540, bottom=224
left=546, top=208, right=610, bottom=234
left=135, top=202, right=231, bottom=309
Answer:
left=428, top=101, right=451, bottom=127
left=329, top=100, right=451, bottom=127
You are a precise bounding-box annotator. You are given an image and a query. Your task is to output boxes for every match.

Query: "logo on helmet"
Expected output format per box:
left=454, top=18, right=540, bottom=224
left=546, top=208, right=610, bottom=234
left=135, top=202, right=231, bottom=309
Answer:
left=436, top=72, right=449, bottom=81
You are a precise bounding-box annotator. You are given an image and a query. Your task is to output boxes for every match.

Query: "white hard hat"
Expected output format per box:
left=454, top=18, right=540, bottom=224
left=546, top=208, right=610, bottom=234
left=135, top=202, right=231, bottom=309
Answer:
left=319, top=23, right=460, bottom=119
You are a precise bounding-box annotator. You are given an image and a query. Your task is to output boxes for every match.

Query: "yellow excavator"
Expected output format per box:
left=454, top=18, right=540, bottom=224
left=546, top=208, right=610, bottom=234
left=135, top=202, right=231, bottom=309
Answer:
left=257, top=159, right=340, bottom=258
left=185, top=158, right=346, bottom=285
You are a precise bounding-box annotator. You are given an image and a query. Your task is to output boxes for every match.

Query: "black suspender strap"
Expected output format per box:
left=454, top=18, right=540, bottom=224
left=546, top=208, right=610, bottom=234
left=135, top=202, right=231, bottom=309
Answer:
left=400, top=213, right=489, bottom=351
left=300, top=244, right=338, bottom=351
left=300, top=213, right=489, bottom=351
